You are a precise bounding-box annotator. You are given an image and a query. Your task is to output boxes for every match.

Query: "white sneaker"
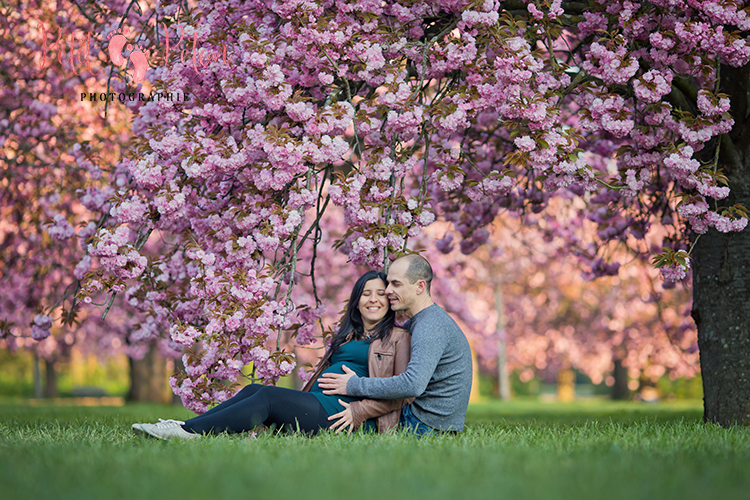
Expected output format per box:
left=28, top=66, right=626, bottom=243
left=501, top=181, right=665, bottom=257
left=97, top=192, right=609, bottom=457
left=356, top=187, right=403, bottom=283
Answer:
left=137, top=419, right=200, bottom=441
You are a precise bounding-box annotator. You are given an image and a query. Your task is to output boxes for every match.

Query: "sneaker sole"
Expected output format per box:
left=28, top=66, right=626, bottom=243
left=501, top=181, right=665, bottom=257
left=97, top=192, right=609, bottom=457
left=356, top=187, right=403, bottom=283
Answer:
left=132, top=422, right=199, bottom=441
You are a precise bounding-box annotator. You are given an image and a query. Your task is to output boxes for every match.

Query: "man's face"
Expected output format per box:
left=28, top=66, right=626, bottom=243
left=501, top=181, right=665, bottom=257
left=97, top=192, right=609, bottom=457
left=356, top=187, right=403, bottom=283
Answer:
left=385, top=259, right=420, bottom=314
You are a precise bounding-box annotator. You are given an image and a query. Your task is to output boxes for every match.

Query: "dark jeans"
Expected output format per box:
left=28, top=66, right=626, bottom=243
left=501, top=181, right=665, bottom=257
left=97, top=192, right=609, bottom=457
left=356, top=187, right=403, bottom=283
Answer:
left=182, top=384, right=333, bottom=435
left=398, top=404, right=436, bottom=436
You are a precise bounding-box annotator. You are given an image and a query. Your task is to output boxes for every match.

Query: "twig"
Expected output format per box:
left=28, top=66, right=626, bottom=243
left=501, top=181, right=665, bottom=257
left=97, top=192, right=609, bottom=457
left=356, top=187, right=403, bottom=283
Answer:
left=593, top=175, right=622, bottom=190
left=102, top=290, right=116, bottom=320
left=687, top=234, right=701, bottom=256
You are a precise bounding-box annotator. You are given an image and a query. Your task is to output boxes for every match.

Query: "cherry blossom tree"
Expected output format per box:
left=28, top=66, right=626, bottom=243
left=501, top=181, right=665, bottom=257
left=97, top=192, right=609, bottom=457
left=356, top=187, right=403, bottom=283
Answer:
left=6, top=0, right=750, bottom=424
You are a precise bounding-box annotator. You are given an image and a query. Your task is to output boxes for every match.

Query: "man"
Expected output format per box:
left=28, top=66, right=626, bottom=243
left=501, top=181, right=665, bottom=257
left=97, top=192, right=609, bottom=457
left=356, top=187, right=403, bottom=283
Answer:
left=319, top=254, right=473, bottom=433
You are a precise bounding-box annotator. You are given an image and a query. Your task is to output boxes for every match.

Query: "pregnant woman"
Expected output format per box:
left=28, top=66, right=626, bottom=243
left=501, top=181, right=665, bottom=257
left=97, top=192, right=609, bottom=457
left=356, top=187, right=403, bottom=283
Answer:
left=132, top=270, right=411, bottom=439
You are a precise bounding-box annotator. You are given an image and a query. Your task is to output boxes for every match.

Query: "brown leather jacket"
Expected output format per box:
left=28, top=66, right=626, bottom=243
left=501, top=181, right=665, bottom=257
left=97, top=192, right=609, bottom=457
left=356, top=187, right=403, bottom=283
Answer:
left=301, top=326, right=413, bottom=433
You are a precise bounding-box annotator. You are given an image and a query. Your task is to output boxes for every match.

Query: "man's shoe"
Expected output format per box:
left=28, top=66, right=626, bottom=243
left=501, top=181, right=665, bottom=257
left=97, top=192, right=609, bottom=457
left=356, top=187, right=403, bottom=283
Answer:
left=137, top=419, right=200, bottom=441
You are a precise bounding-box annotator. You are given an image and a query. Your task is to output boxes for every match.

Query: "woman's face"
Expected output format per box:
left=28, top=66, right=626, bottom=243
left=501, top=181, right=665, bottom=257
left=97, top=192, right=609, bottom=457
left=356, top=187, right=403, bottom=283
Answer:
left=358, top=278, right=389, bottom=331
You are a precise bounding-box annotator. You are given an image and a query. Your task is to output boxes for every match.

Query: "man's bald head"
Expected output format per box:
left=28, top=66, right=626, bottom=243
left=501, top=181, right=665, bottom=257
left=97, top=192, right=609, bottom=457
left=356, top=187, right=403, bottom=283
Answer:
left=394, top=254, right=433, bottom=295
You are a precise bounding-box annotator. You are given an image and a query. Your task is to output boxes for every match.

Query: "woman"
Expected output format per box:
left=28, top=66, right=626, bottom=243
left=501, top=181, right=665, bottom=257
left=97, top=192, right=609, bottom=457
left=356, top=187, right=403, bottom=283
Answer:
left=132, top=270, right=412, bottom=439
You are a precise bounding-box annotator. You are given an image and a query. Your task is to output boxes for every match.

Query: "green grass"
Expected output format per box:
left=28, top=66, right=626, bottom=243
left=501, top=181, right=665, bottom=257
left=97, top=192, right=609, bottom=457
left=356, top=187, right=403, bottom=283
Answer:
left=1, top=399, right=748, bottom=500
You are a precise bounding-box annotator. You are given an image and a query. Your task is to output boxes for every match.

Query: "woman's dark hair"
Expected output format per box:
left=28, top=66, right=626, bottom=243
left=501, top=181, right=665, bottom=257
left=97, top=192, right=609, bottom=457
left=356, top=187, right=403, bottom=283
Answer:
left=330, top=270, right=395, bottom=353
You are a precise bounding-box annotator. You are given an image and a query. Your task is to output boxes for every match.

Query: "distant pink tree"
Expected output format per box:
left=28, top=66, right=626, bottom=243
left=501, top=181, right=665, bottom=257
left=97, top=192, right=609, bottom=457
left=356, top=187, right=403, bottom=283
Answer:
left=434, top=214, right=697, bottom=394
left=0, top=1, right=177, bottom=395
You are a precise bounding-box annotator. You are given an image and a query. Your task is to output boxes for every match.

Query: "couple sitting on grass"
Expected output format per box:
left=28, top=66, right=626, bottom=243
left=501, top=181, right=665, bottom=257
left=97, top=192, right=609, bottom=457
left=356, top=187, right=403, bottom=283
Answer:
left=132, top=254, right=473, bottom=439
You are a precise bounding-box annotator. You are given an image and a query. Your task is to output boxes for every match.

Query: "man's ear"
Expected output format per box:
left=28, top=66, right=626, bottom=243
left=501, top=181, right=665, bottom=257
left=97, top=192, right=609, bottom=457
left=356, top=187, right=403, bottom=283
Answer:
left=416, top=280, right=426, bottom=295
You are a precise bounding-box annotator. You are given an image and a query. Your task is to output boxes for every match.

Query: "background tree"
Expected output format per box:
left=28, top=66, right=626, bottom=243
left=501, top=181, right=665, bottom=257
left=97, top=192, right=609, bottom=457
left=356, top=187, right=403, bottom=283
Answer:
left=0, top=0, right=179, bottom=401
left=433, top=213, right=698, bottom=399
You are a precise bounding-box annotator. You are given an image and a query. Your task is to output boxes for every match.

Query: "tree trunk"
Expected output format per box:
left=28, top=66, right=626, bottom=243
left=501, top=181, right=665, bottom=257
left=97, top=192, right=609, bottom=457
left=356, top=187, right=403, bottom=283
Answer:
left=44, top=359, right=57, bottom=398
left=33, top=355, right=42, bottom=399
left=692, top=64, right=750, bottom=427
left=494, top=285, right=512, bottom=401
left=557, top=369, right=575, bottom=402
left=497, top=338, right=511, bottom=401
left=611, top=357, right=630, bottom=400
left=127, top=344, right=170, bottom=403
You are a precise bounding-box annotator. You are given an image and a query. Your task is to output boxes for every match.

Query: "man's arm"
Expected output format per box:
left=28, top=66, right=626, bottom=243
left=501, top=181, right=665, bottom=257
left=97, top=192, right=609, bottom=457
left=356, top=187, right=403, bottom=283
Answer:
left=319, top=323, right=443, bottom=399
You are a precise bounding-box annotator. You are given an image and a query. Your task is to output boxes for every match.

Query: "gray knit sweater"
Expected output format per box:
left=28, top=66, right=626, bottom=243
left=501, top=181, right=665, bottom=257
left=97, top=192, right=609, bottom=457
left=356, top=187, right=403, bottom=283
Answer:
left=347, top=303, right=473, bottom=431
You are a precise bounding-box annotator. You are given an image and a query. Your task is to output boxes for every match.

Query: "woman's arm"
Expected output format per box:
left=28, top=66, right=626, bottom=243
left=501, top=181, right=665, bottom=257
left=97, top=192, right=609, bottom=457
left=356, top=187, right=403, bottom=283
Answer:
left=347, top=330, right=414, bottom=428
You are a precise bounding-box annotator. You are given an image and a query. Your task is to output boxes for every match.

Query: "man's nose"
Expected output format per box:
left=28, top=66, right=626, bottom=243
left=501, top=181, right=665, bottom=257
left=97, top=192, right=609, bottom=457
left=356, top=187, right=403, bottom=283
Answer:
left=385, top=284, right=393, bottom=294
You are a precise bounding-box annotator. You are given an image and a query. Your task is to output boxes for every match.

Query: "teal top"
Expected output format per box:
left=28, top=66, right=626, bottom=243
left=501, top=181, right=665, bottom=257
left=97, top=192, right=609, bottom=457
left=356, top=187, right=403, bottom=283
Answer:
left=310, top=340, right=377, bottom=432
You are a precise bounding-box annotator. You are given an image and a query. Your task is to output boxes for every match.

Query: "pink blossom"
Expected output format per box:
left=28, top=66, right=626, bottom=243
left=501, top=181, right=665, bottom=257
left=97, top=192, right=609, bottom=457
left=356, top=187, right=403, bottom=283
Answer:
left=621, top=168, right=649, bottom=197
left=110, top=197, right=149, bottom=224
left=697, top=90, right=731, bottom=116
left=527, top=3, right=544, bottom=20
left=664, top=146, right=700, bottom=180
left=279, top=360, right=296, bottom=375
left=77, top=222, right=98, bottom=241
left=418, top=211, right=436, bottom=226
left=248, top=52, right=268, bottom=68
left=286, top=101, right=316, bottom=122
left=548, top=0, right=564, bottom=19
left=296, top=324, right=317, bottom=346
left=678, top=199, right=710, bottom=218
left=436, top=171, right=464, bottom=192
left=697, top=183, right=731, bottom=200
left=461, top=9, right=500, bottom=26
left=171, top=325, right=202, bottom=347
left=660, top=262, right=689, bottom=282
left=298, top=369, right=315, bottom=383
left=74, top=255, right=92, bottom=280
left=318, top=72, right=334, bottom=85
left=582, top=43, right=639, bottom=85
left=633, top=70, right=673, bottom=104
left=579, top=12, right=609, bottom=37
left=514, top=135, right=536, bottom=152
left=31, top=314, right=52, bottom=340
left=435, top=234, right=455, bottom=254
left=48, top=214, right=76, bottom=240
left=706, top=212, right=749, bottom=233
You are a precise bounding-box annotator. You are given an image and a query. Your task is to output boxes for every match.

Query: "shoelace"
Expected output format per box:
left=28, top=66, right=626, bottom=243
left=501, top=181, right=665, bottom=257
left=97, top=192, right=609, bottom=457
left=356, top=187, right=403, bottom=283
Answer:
left=154, top=418, right=185, bottom=428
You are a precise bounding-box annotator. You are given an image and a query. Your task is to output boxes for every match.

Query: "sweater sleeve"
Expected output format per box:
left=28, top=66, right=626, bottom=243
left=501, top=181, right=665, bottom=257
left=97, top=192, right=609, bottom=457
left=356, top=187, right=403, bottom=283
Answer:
left=347, top=319, right=444, bottom=400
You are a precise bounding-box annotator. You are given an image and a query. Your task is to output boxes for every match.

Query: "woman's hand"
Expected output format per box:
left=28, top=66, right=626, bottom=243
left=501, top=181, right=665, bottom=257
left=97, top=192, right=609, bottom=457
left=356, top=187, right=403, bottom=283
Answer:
left=328, top=399, right=355, bottom=434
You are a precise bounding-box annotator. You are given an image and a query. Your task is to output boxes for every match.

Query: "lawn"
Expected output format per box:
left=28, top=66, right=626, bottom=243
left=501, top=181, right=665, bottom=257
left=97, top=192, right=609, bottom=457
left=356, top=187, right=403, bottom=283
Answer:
left=1, top=398, right=748, bottom=500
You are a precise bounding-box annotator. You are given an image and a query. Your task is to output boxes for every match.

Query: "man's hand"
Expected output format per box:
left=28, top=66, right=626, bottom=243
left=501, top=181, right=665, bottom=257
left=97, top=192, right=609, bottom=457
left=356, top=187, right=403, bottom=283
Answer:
left=318, top=364, right=355, bottom=395
left=328, top=399, right=355, bottom=434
